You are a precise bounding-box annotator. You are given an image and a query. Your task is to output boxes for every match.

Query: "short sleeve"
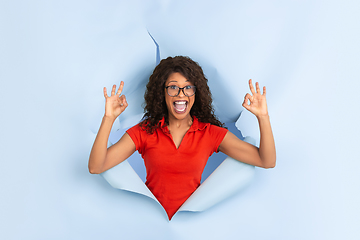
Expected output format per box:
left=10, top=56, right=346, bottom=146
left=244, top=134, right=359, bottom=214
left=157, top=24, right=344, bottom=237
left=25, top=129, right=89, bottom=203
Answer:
left=208, top=125, right=228, bottom=153
left=126, top=124, right=145, bottom=154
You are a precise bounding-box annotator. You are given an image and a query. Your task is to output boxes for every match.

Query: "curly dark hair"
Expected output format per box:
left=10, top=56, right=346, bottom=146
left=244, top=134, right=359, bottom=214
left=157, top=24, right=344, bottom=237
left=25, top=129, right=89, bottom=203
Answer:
left=140, top=56, right=224, bottom=133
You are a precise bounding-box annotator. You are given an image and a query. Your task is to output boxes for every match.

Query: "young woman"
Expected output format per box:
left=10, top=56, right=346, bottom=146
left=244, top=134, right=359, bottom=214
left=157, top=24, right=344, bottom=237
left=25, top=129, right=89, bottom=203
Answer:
left=88, top=56, right=276, bottom=219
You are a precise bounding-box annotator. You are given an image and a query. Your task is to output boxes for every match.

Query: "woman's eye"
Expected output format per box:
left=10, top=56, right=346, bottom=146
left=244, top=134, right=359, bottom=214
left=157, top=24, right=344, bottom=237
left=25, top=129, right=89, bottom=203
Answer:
left=185, top=85, right=193, bottom=89
left=169, top=85, right=178, bottom=90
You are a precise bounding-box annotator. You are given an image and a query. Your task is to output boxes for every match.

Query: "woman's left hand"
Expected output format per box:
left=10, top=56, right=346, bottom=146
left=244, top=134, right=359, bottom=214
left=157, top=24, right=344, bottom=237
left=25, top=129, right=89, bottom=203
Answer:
left=242, top=79, right=268, bottom=118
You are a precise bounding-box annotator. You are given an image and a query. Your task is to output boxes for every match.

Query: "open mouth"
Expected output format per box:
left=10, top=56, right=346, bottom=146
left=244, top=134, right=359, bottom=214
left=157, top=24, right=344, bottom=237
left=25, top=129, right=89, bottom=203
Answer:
left=173, top=100, right=188, bottom=114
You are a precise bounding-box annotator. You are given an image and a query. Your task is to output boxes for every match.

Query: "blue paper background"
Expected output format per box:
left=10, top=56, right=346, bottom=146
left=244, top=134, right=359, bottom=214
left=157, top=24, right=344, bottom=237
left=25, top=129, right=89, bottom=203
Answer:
left=1, top=0, right=360, bottom=239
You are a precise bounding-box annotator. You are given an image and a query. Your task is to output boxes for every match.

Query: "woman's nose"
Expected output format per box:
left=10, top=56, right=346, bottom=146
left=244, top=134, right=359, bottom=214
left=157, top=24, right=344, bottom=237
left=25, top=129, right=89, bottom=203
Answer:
left=178, top=88, right=186, bottom=97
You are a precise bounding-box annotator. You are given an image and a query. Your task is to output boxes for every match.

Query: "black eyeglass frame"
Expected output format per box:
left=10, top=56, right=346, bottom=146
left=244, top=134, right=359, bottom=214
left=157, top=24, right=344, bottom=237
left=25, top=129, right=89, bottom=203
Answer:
left=165, top=85, right=197, bottom=97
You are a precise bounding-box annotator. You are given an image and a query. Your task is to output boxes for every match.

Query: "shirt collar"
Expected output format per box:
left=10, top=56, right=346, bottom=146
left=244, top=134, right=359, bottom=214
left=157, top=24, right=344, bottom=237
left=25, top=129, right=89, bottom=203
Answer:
left=159, top=117, right=169, bottom=134
left=188, top=116, right=208, bottom=132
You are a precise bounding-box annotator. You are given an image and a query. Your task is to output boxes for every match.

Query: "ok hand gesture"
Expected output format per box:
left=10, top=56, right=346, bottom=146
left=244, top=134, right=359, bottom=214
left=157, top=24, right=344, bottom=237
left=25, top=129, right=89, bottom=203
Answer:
left=242, top=79, right=268, bottom=118
left=103, top=81, right=128, bottom=119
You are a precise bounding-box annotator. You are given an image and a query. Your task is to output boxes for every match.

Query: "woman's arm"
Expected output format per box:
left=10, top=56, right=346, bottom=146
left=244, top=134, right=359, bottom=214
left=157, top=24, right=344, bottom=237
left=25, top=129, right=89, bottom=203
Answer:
left=88, top=81, right=136, bottom=174
left=218, top=79, right=276, bottom=168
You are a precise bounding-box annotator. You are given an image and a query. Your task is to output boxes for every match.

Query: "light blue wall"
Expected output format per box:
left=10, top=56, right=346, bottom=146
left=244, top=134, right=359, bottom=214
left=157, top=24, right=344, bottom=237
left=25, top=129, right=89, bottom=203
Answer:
left=1, top=0, right=359, bottom=239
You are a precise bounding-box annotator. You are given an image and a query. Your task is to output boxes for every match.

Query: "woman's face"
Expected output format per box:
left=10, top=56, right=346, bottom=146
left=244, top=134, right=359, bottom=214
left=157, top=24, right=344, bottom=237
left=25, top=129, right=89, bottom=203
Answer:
left=164, top=72, right=195, bottom=122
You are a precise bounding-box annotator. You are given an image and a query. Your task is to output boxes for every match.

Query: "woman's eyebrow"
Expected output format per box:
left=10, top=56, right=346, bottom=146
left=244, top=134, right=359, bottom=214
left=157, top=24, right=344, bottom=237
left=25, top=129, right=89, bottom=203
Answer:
left=167, top=80, right=190, bottom=84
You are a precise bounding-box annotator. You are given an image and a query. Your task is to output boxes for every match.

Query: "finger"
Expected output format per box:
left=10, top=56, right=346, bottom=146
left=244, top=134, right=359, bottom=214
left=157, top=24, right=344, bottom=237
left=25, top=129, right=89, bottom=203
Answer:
left=256, top=82, right=261, bottom=93
left=119, top=95, right=125, bottom=106
left=246, top=93, right=254, bottom=102
left=243, top=93, right=251, bottom=106
left=111, top=84, right=116, bottom=96
left=119, top=95, right=128, bottom=108
left=117, top=81, right=124, bottom=95
left=249, top=79, right=255, bottom=95
left=103, top=87, right=108, bottom=98
left=122, top=95, right=128, bottom=107
left=242, top=97, right=251, bottom=110
left=263, top=86, right=266, bottom=96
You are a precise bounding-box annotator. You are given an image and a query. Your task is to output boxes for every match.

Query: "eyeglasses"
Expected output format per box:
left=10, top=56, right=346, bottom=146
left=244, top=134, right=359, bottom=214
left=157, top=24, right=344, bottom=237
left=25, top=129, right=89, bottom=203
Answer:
left=165, top=85, right=196, bottom=97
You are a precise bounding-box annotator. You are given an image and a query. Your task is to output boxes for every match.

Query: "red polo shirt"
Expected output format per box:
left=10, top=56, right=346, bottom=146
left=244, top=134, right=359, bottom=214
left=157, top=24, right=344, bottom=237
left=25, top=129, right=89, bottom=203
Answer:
left=126, top=116, right=228, bottom=220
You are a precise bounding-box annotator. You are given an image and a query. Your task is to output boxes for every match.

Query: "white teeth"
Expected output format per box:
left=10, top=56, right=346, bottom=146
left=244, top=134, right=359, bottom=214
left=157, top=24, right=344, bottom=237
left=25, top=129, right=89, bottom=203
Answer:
left=174, top=101, right=186, bottom=105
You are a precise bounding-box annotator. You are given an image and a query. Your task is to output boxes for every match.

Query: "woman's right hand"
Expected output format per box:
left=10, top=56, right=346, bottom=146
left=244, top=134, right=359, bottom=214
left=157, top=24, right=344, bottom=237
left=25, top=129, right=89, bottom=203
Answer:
left=103, top=81, right=128, bottom=119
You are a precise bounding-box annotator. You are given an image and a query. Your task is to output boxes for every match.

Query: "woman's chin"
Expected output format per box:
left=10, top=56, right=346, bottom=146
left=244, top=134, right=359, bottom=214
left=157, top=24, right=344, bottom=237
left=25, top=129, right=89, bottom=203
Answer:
left=169, top=109, right=191, bottom=121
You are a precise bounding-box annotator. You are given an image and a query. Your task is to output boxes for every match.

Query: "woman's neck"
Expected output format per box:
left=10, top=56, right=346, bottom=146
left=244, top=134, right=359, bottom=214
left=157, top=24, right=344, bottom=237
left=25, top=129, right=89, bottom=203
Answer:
left=168, top=115, right=193, bottom=129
